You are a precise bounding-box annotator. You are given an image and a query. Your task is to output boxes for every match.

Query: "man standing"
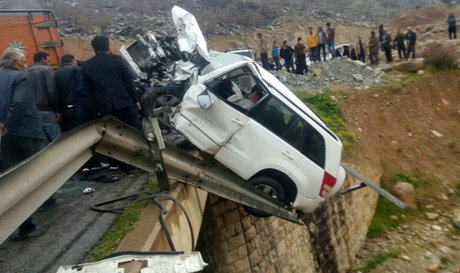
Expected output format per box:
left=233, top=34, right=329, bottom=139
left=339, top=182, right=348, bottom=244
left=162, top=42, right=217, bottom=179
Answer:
left=393, top=30, right=406, bottom=60
left=280, top=40, right=294, bottom=73
left=257, top=33, right=269, bottom=70
left=307, top=27, right=319, bottom=62
left=405, top=28, right=417, bottom=60
left=317, top=26, right=327, bottom=61
left=82, top=36, right=141, bottom=129
left=272, top=41, right=281, bottom=71
left=326, top=22, right=336, bottom=58
left=28, top=51, right=62, bottom=143
left=381, top=29, right=393, bottom=63
left=447, top=13, right=457, bottom=40
left=368, top=31, right=380, bottom=65
left=356, top=36, right=366, bottom=63
left=55, top=54, right=81, bottom=132
left=0, top=47, right=46, bottom=240
left=294, top=37, right=307, bottom=75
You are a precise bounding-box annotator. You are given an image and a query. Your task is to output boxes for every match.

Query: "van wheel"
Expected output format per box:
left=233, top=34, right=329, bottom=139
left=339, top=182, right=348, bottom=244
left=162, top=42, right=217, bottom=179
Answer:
left=245, top=176, right=286, bottom=218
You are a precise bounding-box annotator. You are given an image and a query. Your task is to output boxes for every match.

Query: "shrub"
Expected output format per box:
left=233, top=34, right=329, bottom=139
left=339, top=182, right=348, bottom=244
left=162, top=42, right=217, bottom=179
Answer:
left=423, top=43, right=458, bottom=71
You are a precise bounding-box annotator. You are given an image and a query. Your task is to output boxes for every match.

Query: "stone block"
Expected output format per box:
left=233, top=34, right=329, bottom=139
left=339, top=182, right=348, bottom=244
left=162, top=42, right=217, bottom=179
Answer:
left=248, top=248, right=262, bottom=264
left=237, top=245, right=248, bottom=258
left=220, top=224, right=236, bottom=239
left=212, top=201, right=227, bottom=216
left=233, top=258, right=251, bottom=273
left=224, top=209, right=241, bottom=225
left=215, top=216, right=224, bottom=230
left=225, top=200, right=239, bottom=210
left=227, top=233, right=245, bottom=249
left=276, top=241, right=288, bottom=257
left=241, top=216, right=252, bottom=230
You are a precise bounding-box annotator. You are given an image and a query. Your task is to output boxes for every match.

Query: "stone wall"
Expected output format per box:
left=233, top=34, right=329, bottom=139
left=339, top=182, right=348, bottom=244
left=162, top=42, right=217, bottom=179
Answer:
left=196, top=164, right=381, bottom=273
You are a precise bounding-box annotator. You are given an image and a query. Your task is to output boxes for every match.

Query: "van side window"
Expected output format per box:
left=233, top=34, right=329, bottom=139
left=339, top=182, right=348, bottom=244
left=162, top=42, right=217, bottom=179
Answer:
left=301, top=122, right=325, bottom=168
left=250, top=97, right=325, bottom=168
left=250, top=97, right=299, bottom=139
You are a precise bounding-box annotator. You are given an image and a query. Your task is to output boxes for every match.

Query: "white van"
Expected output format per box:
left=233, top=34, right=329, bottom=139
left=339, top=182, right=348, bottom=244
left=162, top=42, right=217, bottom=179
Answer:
left=123, top=6, right=346, bottom=215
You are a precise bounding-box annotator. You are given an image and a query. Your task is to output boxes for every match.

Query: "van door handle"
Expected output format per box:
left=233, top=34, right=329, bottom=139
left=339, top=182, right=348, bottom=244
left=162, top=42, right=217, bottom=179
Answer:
left=231, top=118, right=243, bottom=126
left=282, top=151, right=294, bottom=160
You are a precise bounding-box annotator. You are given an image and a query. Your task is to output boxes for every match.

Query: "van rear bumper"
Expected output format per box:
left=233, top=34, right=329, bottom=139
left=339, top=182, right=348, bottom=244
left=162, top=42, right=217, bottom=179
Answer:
left=293, top=195, right=324, bottom=213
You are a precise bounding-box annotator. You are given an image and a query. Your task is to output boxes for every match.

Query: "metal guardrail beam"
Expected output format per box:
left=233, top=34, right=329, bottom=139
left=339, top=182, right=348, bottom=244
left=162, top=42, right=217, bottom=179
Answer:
left=341, top=163, right=409, bottom=210
left=0, top=116, right=298, bottom=244
left=0, top=120, right=105, bottom=243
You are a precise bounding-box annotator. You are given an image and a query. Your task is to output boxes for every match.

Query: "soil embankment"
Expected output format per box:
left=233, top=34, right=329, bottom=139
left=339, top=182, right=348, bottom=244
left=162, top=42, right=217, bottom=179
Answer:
left=340, top=71, right=460, bottom=273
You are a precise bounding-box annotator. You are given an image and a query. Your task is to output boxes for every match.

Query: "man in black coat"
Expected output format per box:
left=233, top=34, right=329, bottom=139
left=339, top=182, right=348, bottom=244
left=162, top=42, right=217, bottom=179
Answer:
left=0, top=47, right=46, bottom=240
left=82, top=36, right=141, bottom=129
left=280, top=40, right=294, bottom=73
left=405, top=28, right=417, bottom=60
left=381, top=29, right=393, bottom=63
left=55, top=54, right=82, bottom=131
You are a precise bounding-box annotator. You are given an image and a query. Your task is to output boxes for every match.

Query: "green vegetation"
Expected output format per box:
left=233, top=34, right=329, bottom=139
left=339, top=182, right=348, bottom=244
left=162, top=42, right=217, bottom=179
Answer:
left=356, top=252, right=399, bottom=272
left=392, top=173, right=432, bottom=190
left=440, top=257, right=451, bottom=265
left=85, top=176, right=158, bottom=262
left=367, top=173, right=433, bottom=238
left=367, top=194, right=408, bottom=238
left=296, top=90, right=356, bottom=155
left=455, top=183, right=460, bottom=196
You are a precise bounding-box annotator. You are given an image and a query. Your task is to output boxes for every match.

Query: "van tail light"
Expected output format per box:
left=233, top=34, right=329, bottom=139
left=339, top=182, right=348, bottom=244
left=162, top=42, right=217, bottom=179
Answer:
left=319, top=172, right=337, bottom=198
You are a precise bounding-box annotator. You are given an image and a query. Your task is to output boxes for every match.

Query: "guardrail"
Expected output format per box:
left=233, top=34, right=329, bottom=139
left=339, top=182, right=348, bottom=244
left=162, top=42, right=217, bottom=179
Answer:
left=0, top=116, right=298, bottom=244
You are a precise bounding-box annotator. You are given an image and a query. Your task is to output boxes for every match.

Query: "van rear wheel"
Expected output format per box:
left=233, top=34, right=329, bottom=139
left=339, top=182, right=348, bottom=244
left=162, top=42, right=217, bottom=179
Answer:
left=245, top=176, right=286, bottom=218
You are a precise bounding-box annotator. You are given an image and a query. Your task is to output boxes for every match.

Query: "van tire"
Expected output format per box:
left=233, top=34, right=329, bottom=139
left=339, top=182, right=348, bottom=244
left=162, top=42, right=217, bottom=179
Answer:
left=245, top=176, right=286, bottom=218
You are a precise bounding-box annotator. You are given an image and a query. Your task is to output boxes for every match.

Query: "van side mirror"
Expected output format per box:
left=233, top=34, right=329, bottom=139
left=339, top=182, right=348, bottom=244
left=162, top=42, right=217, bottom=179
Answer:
left=197, top=91, right=212, bottom=109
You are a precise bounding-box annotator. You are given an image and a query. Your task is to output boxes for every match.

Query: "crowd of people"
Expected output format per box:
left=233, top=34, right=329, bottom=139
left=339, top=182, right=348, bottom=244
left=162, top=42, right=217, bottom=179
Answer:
left=256, top=21, right=337, bottom=75
left=0, top=36, right=141, bottom=240
left=257, top=12, right=457, bottom=72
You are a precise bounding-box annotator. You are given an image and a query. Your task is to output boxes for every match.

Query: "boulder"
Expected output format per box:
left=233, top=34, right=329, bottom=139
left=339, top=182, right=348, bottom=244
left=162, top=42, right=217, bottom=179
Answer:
left=312, top=69, right=323, bottom=76
left=353, top=73, right=364, bottom=82
left=425, top=212, right=439, bottom=220
left=393, top=182, right=417, bottom=210
left=392, top=58, right=425, bottom=73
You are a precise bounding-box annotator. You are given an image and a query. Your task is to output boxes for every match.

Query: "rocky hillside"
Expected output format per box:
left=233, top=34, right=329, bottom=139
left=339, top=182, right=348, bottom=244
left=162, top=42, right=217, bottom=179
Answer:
left=0, top=0, right=442, bottom=38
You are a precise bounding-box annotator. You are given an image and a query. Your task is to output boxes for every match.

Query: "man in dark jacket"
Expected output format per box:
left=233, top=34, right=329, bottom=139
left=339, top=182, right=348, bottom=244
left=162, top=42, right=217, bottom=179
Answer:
left=280, top=40, right=294, bottom=73
left=393, top=30, right=406, bottom=60
left=28, top=51, right=62, bottom=143
left=356, top=36, right=366, bottom=63
left=447, top=13, right=457, bottom=40
left=55, top=54, right=81, bottom=131
left=405, top=28, right=417, bottom=60
left=294, top=37, right=308, bottom=75
left=381, top=29, right=393, bottom=63
left=326, top=22, right=336, bottom=58
left=0, top=47, right=46, bottom=240
left=82, top=36, right=141, bottom=129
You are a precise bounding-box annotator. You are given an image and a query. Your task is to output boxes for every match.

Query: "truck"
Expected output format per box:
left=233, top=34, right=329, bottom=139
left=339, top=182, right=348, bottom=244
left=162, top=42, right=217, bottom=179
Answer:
left=0, top=9, right=64, bottom=69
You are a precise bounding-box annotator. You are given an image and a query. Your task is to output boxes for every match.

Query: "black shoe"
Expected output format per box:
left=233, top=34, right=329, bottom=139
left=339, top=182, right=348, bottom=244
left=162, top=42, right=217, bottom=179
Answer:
left=39, top=196, right=57, bottom=211
left=10, top=217, right=38, bottom=241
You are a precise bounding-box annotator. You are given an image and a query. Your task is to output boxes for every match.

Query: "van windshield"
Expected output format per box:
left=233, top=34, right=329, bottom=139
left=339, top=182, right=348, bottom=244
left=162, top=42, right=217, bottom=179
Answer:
left=201, top=52, right=247, bottom=75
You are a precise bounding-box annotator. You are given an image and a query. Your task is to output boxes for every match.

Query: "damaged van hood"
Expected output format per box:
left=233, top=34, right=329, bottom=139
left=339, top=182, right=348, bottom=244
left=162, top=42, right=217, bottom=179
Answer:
left=172, top=5, right=210, bottom=63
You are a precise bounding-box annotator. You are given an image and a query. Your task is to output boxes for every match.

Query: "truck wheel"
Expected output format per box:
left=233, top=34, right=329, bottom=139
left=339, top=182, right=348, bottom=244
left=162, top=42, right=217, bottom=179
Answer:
left=245, top=176, right=286, bottom=218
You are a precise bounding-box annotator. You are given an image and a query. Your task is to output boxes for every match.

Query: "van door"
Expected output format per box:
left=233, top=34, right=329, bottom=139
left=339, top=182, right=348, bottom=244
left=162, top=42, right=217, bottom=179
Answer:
left=215, top=95, right=304, bottom=180
left=175, top=66, right=262, bottom=154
